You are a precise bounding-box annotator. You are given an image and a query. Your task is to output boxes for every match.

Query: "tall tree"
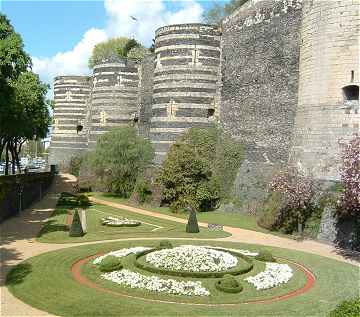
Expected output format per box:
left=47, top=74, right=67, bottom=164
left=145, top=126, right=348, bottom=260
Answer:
left=0, top=14, right=31, bottom=166
left=202, top=0, right=249, bottom=25
left=88, top=37, right=149, bottom=68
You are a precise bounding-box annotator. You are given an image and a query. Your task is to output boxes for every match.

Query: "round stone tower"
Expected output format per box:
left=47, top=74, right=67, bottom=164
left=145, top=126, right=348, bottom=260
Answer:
left=150, top=23, right=222, bottom=164
left=49, top=75, right=91, bottom=168
left=88, top=58, right=140, bottom=148
left=290, top=0, right=359, bottom=180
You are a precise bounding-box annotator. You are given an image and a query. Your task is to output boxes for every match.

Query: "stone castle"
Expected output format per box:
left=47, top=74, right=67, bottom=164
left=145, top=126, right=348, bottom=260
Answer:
left=49, top=0, right=359, bottom=198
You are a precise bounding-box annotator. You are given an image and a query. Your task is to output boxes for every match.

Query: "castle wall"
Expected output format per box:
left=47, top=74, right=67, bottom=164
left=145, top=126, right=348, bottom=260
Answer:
left=150, top=23, right=222, bottom=164
left=290, top=0, right=360, bottom=180
left=220, top=0, right=303, bottom=211
left=88, top=59, right=140, bottom=148
left=138, top=54, right=155, bottom=138
left=221, top=0, right=303, bottom=163
left=48, top=76, right=91, bottom=168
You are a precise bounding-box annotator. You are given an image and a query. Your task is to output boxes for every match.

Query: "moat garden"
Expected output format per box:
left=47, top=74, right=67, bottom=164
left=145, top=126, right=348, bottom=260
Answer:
left=5, top=191, right=359, bottom=317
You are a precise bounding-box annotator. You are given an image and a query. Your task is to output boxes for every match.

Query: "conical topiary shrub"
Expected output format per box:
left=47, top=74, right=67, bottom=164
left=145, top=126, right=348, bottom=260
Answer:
left=69, top=209, right=84, bottom=237
left=186, top=209, right=199, bottom=233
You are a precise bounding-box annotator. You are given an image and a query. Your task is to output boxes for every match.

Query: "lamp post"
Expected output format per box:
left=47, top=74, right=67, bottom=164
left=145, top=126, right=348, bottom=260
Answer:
left=15, top=175, right=23, bottom=215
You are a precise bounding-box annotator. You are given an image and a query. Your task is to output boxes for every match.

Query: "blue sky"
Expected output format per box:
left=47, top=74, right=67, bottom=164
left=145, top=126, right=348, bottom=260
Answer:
left=0, top=0, right=222, bottom=88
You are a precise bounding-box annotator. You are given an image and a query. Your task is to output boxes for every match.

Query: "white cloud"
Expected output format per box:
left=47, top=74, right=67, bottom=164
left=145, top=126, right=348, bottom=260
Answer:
left=32, top=0, right=204, bottom=91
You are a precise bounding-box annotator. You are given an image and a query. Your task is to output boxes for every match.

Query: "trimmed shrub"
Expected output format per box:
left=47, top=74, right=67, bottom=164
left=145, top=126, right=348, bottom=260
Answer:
left=329, top=297, right=360, bottom=317
left=69, top=209, right=84, bottom=237
left=255, top=250, right=276, bottom=262
left=215, top=274, right=243, bottom=293
left=99, top=256, right=123, bottom=272
left=158, top=240, right=173, bottom=249
left=77, top=194, right=90, bottom=207
left=186, top=210, right=200, bottom=233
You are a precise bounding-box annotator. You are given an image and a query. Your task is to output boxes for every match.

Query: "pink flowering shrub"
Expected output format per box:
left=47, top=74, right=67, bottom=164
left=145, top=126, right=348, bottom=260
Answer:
left=338, top=136, right=360, bottom=216
left=267, top=167, right=316, bottom=233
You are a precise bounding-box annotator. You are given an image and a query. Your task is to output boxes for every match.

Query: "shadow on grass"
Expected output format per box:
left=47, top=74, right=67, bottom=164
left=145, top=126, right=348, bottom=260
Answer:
left=6, top=263, right=32, bottom=286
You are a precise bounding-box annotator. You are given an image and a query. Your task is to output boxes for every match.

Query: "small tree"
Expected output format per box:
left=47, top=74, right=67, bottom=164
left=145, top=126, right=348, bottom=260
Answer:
left=88, top=127, right=154, bottom=197
left=338, top=136, right=360, bottom=216
left=269, top=167, right=315, bottom=235
left=186, top=208, right=200, bottom=233
left=69, top=209, right=84, bottom=237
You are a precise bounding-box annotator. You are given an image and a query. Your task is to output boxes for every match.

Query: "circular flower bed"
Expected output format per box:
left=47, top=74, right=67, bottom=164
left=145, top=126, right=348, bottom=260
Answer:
left=101, top=216, right=141, bottom=227
left=145, top=246, right=238, bottom=273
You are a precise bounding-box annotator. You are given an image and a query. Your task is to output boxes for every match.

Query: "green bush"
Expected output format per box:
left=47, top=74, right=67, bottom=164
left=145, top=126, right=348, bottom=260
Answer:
left=77, top=194, right=90, bottom=207
left=157, top=126, right=243, bottom=212
left=69, top=209, right=84, bottom=237
left=255, top=250, right=276, bottom=262
left=134, top=179, right=152, bottom=203
left=329, top=297, right=360, bottom=317
left=158, top=240, right=173, bottom=249
left=215, top=274, right=243, bottom=293
left=186, top=210, right=200, bottom=233
left=85, top=127, right=154, bottom=197
left=99, top=256, right=123, bottom=272
left=69, top=155, right=82, bottom=177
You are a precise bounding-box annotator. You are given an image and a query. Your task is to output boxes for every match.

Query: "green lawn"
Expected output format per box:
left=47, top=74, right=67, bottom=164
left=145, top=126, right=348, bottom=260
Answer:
left=7, top=240, right=359, bottom=316
left=91, top=192, right=273, bottom=234
left=37, top=203, right=229, bottom=243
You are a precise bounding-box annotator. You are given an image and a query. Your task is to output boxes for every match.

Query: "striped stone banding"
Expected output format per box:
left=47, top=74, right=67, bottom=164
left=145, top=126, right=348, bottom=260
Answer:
left=49, top=75, right=91, bottom=166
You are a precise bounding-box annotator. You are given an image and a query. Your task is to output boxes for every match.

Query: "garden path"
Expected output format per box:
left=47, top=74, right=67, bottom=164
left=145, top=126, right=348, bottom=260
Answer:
left=1, top=174, right=359, bottom=316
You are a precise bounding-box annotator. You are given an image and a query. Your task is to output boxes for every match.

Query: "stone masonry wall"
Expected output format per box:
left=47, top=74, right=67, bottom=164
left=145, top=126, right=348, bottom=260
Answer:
left=49, top=76, right=91, bottom=168
left=138, top=54, right=155, bottom=138
left=221, top=0, right=303, bottom=164
left=150, top=23, right=222, bottom=164
left=88, top=58, right=140, bottom=148
left=290, top=0, right=360, bottom=180
left=220, top=0, right=303, bottom=211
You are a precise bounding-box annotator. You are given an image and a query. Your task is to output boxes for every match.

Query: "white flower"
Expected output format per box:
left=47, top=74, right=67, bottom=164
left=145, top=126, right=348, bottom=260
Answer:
left=102, top=269, right=210, bottom=296
left=245, top=263, right=293, bottom=290
left=93, top=247, right=151, bottom=264
left=101, top=216, right=140, bottom=226
left=145, top=246, right=238, bottom=272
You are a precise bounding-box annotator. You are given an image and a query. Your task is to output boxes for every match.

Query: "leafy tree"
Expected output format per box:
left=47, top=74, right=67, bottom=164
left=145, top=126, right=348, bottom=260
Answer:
left=158, top=143, right=219, bottom=212
left=88, top=37, right=148, bottom=68
left=0, top=14, right=31, bottom=162
left=87, top=127, right=154, bottom=197
left=4, top=71, right=50, bottom=174
left=178, top=126, right=244, bottom=202
left=202, top=0, right=249, bottom=25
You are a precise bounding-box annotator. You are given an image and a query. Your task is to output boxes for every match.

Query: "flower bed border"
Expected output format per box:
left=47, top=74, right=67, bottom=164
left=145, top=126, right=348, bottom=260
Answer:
left=71, top=254, right=316, bottom=306
left=134, top=248, right=254, bottom=278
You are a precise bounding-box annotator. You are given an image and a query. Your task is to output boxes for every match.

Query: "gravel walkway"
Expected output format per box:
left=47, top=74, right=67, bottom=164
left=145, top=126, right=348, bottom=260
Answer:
left=1, top=175, right=358, bottom=316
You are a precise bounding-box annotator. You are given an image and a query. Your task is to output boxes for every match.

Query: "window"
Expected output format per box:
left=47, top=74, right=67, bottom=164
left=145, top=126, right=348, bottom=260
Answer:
left=207, top=108, right=215, bottom=118
left=76, top=125, right=83, bottom=134
left=343, top=85, right=359, bottom=101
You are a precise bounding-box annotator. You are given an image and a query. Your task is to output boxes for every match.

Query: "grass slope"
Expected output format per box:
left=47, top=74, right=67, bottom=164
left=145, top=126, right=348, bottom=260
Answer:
left=91, top=192, right=272, bottom=233
left=37, top=203, right=229, bottom=243
left=7, top=240, right=359, bottom=317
